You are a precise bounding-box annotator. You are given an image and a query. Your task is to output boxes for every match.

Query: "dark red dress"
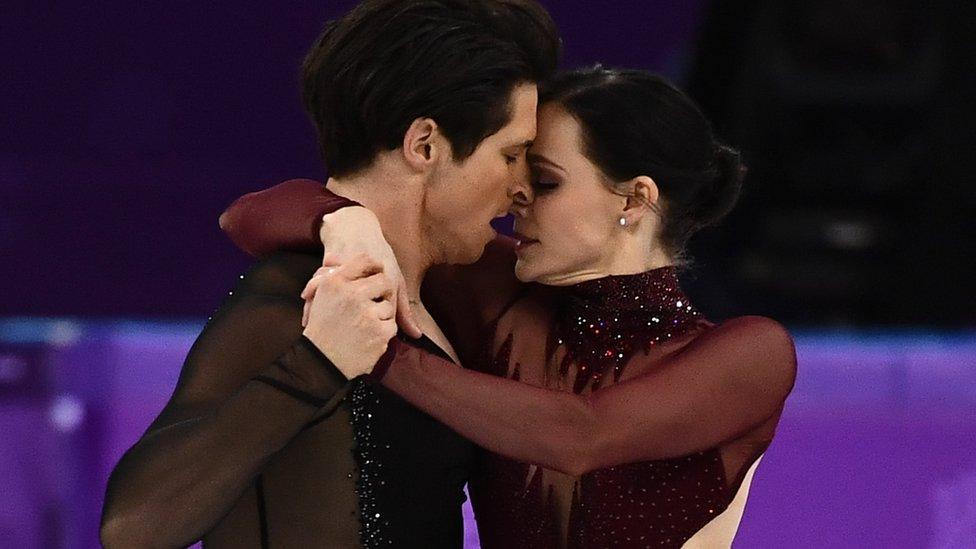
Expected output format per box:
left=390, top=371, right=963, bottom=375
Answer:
left=221, top=179, right=797, bottom=548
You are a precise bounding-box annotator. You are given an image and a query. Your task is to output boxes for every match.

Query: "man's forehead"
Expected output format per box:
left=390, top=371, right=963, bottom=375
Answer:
left=496, top=84, right=538, bottom=144
left=497, top=114, right=536, bottom=145
left=505, top=113, right=538, bottom=144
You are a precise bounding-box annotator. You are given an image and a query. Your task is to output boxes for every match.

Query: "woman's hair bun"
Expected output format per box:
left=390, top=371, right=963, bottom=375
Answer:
left=540, top=66, right=747, bottom=258
left=691, top=143, right=746, bottom=230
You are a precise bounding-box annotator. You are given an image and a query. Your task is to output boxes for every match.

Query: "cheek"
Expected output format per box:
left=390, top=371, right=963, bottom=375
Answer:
left=442, top=162, right=507, bottom=250
left=448, top=168, right=494, bottom=213
left=466, top=160, right=509, bottom=206
left=534, top=197, right=610, bottom=264
left=488, top=163, right=513, bottom=199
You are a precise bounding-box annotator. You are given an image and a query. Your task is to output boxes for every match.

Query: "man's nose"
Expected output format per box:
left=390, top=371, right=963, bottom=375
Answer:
left=508, top=161, right=534, bottom=217
left=508, top=191, right=530, bottom=217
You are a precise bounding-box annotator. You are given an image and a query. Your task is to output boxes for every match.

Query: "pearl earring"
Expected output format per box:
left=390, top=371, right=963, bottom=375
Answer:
left=619, top=217, right=627, bottom=227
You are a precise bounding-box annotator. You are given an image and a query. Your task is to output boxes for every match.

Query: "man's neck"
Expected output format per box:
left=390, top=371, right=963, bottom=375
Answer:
left=326, top=165, right=432, bottom=304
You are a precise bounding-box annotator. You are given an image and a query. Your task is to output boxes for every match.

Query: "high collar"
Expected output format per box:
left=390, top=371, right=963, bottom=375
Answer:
left=565, top=266, right=693, bottom=318
left=550, top=266, right=704, bottom=393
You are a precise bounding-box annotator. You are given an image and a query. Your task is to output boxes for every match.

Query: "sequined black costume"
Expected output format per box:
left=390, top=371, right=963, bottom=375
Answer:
left=213, top=179, right=798, bottom=548
left=101, top=251, right=475, bottom=548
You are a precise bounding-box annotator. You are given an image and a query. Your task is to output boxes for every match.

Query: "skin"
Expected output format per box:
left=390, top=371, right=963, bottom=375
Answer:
left=295, top=95, right=794, bottom=547
left=96, top=86, right=542, bottom=549
left=305, top=99, right=677, bottom=357
left=324, top=82, right=537, bottom=292
left=420, top=84, right=538, bottom=268
left=301, top=252, right=399, bottom=378
left=303, top=83, right=538, bottom=365
left=513, top=102, right=671, bottom=285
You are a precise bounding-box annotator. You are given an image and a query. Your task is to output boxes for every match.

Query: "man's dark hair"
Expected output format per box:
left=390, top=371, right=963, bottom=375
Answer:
left=301, top=0, right=561, bottom=177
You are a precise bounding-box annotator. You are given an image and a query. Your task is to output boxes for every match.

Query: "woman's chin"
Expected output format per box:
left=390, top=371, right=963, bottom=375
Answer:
left=514, top=258, right=537, bottom=283
left=515, top=257, right=557, bottom=284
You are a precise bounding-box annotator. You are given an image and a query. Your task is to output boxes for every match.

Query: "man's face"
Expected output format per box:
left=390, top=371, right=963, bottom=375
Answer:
left=423, top=83, right=538, bottom=264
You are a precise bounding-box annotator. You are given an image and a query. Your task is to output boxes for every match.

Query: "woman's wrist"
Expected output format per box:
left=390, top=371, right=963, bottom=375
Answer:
left=319, top=206, right=385, bottom=253
left=313, top=196, right=366, bottom=245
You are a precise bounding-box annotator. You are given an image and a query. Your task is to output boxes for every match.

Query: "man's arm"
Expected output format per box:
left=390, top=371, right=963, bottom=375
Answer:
left=100, top=253, right=356, bottom=548
left=220, top=179, right=528, bottom=341
left=221, top=179, right=422, bottom=337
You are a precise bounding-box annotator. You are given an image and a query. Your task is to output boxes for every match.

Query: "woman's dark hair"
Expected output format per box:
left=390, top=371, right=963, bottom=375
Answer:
left=540, top=66, right=746, bottom=261
left=302, top=0, right=560, bottom=177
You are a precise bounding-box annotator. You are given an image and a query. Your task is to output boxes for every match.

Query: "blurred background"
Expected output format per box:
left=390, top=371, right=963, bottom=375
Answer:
left=1, top=1, right=974, bottom=547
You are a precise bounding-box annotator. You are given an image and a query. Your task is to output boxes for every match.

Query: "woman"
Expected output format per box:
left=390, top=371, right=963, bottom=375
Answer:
left=223, top=67, right=797, bottom=548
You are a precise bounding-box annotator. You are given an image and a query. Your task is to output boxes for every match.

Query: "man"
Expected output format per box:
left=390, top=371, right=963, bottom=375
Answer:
left=99, top=1, right=559, bottom=546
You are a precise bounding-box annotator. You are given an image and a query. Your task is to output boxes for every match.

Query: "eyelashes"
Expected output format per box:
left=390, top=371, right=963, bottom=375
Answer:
left=532, top=180, right=559, bottom=192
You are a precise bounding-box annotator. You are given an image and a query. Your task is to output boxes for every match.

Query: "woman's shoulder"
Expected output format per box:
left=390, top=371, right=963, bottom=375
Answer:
left=708, top=315, right=793, bottom=343
left=692, top=315, right=797, bottom=378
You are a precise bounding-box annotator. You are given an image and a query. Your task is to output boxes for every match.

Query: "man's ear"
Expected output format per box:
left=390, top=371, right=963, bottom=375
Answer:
left=621, top=175, right=660, bottom=225
left=402, top=117, right=443, bottom=172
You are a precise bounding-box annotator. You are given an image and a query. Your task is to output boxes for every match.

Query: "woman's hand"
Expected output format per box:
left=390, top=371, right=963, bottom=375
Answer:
left=304, top=206, right=422, bottom=338
left=301, top=252, right=398, bottom=379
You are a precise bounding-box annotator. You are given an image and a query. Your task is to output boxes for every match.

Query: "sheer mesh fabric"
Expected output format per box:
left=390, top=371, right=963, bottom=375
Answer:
left=385, top=272, right=794, bottom=548
left=219, top=181, right=797, bottom=548
left=101, top=251, right=473, bottom=548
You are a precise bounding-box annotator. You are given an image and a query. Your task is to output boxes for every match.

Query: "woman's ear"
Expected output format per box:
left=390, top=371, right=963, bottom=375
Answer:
left=402, top=117, right=442, bottom=172
left=621, top=175, right=659, bottom=226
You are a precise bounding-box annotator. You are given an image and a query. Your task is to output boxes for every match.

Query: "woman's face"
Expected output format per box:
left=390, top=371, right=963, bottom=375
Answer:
left=513, top=103, right=630, bottom=285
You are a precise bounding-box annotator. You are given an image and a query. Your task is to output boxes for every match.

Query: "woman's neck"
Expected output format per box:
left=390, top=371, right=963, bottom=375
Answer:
left=603, top=237, right=672, bottom=278
left=538, top=234, right=672, bottom=287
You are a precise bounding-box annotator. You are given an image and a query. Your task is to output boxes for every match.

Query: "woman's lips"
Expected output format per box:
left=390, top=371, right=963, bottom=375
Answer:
left=511, top=231, right=539, bottom=250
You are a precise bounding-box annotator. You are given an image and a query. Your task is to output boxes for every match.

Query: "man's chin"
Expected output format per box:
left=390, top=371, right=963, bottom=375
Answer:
left=476, top=225, right=498, bottom=250
left=450, top=237, right=492, bottom=265
left=474, top=230, right=498, bottom=259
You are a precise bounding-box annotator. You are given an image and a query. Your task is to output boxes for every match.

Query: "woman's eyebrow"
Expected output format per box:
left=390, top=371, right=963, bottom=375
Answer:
left=528, top=152, right=565, bottom=172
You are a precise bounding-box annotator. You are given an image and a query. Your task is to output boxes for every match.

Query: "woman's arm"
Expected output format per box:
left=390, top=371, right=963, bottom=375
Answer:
left=378, top=316, right=797, bottom=476
left=100, top=253, right=355, bottom=548
left=220, top=178, right=526, bottom=344
left=219, top=178, right=359, bottom=257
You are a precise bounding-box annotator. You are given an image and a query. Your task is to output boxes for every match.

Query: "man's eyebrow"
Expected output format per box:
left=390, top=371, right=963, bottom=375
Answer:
left=509, top=139, right=533, bottom=149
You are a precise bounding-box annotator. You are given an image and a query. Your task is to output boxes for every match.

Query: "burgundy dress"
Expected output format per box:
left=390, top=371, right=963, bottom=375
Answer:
left=221, top=179, right=797, bottom=548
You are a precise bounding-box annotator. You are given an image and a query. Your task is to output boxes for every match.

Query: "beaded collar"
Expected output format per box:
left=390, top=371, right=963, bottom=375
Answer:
left=546, top=266, right=703, bottom=393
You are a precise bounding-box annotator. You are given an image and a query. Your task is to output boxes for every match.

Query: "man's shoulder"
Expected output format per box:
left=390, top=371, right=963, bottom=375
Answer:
left=239, top=251, right=321, bottom=297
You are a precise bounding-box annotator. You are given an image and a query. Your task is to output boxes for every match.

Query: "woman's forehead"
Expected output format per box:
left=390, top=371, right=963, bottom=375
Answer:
left=532, top=106, right=583, bottom=156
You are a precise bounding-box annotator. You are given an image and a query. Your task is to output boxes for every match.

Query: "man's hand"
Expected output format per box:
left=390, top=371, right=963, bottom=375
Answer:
left=301, top=252, right=398, bottom=379
left=312, top=207, right=423, bottom=338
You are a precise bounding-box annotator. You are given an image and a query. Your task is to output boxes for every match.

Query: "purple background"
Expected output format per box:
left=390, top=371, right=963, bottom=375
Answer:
left=3, top=1, right=975, bottom=547
left=1, top=0, right=705, bottom=317
left=3, top=320, right=974, bottom=548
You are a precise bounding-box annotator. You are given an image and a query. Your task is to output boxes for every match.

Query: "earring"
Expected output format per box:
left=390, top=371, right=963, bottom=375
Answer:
left=619, top=217, right=627, bottom=227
